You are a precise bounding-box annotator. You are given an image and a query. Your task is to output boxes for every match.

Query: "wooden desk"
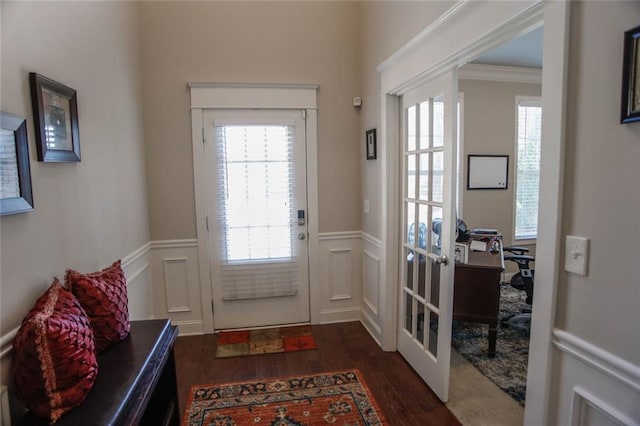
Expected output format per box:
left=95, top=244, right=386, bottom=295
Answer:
left=452, top=242, right=504, bottom=357
left=19, top=319, right=180, bottom=425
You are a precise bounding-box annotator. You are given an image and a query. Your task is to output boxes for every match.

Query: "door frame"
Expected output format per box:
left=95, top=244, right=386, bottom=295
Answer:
left=188, top=82, right=320, bottom=333
left=377, top=1, right=569, bottom=424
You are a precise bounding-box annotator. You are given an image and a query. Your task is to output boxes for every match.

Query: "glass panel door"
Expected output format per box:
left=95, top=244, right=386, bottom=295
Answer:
left=397, top=70, right=458, bottom=402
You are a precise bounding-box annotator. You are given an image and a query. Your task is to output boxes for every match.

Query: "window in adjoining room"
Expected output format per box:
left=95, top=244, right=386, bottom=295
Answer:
left=514, top=97, right=542, bottom=241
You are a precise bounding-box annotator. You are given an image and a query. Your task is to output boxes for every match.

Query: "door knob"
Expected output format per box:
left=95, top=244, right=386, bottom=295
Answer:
left=298, top=233, right=306, bottom=240
left=427, top=253, right=448, bottom=265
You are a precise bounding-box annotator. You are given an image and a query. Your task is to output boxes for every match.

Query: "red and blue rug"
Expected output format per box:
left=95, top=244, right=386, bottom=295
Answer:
left=182, top=369, right=387, bottom=425
left=215, top=325, right=318, bottom=358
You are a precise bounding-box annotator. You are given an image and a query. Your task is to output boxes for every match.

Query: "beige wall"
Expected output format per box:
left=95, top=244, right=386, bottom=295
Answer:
left=555, top=1, right=640, bottom=363
left=359, top=1, right=453, bottom=239
left=459, top=79, right=541, bottom=267
left=0, top=2, right=149, bottom=335
left=139, top=1, right=362, bottom=238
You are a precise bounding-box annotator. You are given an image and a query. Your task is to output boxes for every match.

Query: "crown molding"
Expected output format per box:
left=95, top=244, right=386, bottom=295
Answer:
left=459, top=63, right=542, bottom=84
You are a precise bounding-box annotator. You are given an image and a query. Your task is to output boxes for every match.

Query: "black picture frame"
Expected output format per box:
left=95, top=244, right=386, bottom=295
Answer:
left=621, top=24, right=640, bottom=124
left=0, top=112, right=34, bottom=215
left=366, top=129, right=377, bottom=160
left=467, top=154, right=509, bottom=190
left=30, top=72, right=81, bottom=161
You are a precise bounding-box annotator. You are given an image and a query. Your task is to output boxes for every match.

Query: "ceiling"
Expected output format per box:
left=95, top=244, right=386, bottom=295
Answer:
left=471, top=27, right=543, bottom=68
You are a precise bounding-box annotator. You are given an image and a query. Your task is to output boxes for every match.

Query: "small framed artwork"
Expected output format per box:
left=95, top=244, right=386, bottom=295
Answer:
left=366, top=128, right=377, bottom=160
left=0, top=112, right=34, bottom=215
left=621, top=24, right=640, bottom=124
left=30, top=73, right=81, bottom=162
left=454, top=243, right=468, bottom=264
left=467, top=154, right=509, bottom=190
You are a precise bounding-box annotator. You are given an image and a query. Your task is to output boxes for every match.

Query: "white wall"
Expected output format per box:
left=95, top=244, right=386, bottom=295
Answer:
left=459, top=78, right=541, bottom=271
left=138, top=1, right=362, bottom=238
left=549, top=2, right=640, bottom=423
left=0, top=1, right=151, bottom=413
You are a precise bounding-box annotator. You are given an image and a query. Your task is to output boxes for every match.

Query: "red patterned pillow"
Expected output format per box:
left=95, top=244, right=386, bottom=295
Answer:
left=65, top=260, right=130, bottom=353
left=13, top=279, right=98, bottom=423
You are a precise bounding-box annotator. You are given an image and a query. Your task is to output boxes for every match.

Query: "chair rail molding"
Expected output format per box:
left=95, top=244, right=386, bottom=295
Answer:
left=553, top=329, right=640, bottom=392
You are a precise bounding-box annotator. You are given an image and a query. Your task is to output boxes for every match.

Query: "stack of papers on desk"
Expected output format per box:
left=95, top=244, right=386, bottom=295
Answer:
left=470, top=240, right=487, bottom=252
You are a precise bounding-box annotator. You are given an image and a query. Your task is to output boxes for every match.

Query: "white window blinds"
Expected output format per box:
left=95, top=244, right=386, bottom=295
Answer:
left=215, top=123, right=298, bottom=300
left=514, top=100, right=542, bottom=240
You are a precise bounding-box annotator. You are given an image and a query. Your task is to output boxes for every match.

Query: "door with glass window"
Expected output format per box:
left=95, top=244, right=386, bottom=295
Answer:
left=204, top=110, right=309, bottom=329
left=398, top=70, right=458, bottom=402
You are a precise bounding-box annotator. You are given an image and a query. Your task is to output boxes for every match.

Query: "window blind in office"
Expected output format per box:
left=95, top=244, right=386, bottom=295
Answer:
left=215, top=124, right=298, bottom=301
left=515, top=101, right=542, bottom=240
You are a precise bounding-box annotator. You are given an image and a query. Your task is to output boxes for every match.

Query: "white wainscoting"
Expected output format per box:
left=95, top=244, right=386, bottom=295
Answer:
left=149, top=240, right=204, bottom=336
left=317, top=232, right=362, bottom=324
left=549, top=329, right=640, bottom=425
left=122, top=242, right=154, bottom=321
left=360, top=232, right=383, bottom=345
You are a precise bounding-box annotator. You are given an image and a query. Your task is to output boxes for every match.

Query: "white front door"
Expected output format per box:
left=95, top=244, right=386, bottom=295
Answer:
left=397, top=70, right=458, bottom=402
left=204, top=109, right=310, bottom=329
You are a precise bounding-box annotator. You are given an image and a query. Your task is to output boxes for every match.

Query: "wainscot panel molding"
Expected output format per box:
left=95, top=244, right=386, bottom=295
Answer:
left=122, top=242, right=154, bottom=322
left=149, top=239, right=203, bottom=336
left=317, top=232, right=363, bottom=324
left=550, top=329, right=640, bottom=425
left=360, top=232, right=383, bottom=344
left=552, top=329, right=640, bottom=392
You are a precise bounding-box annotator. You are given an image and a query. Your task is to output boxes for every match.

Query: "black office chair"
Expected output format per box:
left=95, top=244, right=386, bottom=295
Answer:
left=500, top=246, right=534, bottom=326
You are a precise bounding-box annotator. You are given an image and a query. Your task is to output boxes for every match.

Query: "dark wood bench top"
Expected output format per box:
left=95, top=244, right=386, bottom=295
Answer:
left=19, top=319, right=179, bottom=425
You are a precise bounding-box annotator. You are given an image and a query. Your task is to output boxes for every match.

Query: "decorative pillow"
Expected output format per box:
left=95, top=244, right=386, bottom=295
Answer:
left=65, top=260, right=130, bottom=353
left=13, top=279, right=98, bottom=423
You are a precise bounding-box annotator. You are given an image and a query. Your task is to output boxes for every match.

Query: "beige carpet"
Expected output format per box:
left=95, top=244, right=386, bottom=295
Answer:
left=447, top=348, right=524, bottom=426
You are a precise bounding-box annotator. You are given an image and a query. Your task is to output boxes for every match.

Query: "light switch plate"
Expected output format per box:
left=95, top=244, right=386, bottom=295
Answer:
left=363, top=199, right=370, bottom=214
left=565, top=235, right=589, bottom=275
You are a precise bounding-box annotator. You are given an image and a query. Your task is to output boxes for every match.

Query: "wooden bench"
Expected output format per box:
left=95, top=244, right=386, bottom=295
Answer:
left=19, top=319, right=180, bottom=425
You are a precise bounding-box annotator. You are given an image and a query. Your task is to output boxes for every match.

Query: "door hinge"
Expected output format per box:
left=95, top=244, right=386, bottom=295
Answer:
left=202, top=128, right=205, bottom=143
left=206, top=216, right=209, bottom=230
left=211, top=300, right=214, bottom=315
left=302, top=110, right=306, bottom=120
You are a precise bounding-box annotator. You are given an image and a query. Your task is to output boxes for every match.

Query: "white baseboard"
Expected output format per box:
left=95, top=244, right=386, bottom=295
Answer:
left=319, top=307, right=361, bottom=324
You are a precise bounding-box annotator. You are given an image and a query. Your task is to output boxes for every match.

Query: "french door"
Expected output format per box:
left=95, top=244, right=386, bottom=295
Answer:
left=204, top=109, right=310, bottom=329
left=397, top=70, right=458, bottom=402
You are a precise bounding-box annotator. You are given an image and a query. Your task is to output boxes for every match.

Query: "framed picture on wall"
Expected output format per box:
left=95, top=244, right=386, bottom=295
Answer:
left=30, top=73, right=81, bottom=162
left=366, top=129, right=377, bottom=160
left=0, top=112, right=34, bottom=215
left=621, top=24, right=640, bottom=124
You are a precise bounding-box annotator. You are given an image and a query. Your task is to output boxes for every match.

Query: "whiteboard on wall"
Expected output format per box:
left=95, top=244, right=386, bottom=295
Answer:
left=467, top=155, right=509, bottom=190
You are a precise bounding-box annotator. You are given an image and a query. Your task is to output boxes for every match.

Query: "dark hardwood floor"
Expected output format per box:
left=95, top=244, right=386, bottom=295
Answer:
left=174, top=321, right=461, bottom=425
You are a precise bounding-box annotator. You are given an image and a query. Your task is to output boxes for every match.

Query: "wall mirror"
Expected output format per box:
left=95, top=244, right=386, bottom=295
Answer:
left=1, top=112, right=34, bottom=215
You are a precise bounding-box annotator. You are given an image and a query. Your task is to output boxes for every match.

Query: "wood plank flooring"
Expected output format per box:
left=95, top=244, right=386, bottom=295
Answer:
left=174, top=321, right=461, bottom=425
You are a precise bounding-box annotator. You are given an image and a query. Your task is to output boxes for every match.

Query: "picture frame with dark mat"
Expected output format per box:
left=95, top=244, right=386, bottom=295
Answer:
left=0, top=112, right=34, bottom=216
left=366, top=128, right=376, bottom=160
left=621, top=24, right=640, bottom=124
left=30, top=72, right=81, bottom=161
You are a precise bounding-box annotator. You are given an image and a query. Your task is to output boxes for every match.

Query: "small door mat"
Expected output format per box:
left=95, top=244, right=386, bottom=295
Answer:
left=215, top=325, right=317, bottom=358
left=183, top=369, right=386, bottom=425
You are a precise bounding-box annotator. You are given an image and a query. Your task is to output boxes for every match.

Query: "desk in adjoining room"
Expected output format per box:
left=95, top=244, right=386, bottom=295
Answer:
left=452, top=240, right=504, bottom=357
left=410, top=238, right=504, bottom=357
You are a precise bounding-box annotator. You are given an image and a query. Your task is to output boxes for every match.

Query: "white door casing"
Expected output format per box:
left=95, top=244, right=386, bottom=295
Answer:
left=188, top=83, right=320, bottom=333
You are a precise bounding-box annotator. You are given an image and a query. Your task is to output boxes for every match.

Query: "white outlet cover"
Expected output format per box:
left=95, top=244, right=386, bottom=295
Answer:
left=565, top=235, right=589, bottom=275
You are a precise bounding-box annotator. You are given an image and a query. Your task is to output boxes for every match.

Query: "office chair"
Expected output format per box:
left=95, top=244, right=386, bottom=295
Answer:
left=500, top=246, right=534, bottom=326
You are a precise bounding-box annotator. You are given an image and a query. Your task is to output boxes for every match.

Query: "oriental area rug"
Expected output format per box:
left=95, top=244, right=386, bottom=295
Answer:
left=182, top=370, right=387, bottom=426
left=451, top=282, right=530, bottom=405
left=215, top=325, right=318, bottom=359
